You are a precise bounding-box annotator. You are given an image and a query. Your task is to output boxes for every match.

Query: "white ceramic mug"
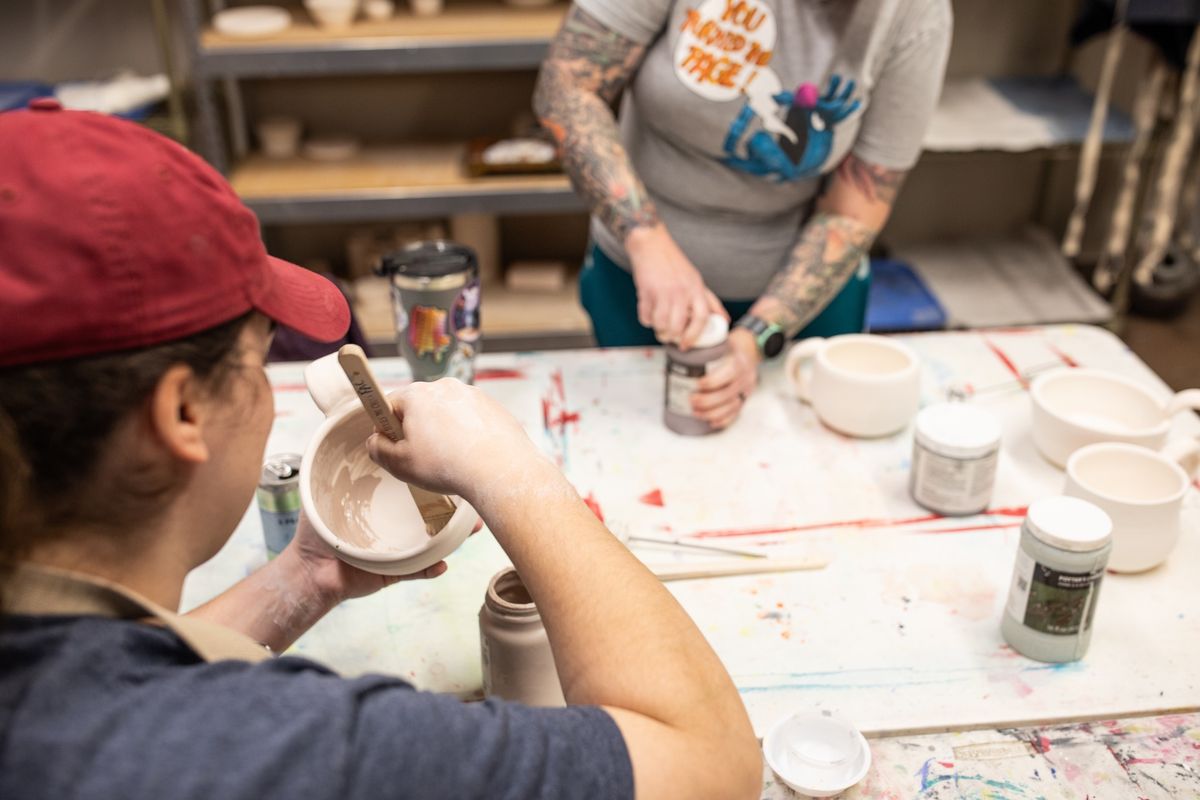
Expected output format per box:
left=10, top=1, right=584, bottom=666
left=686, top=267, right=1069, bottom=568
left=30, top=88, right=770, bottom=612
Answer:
left=785, top=334, right=921, bottom=438
left=1031, top=368, right=1200, bottom=467
left=299, top=353, right=478, bottom=575
left=1064, top=440, right=1199, bottom=573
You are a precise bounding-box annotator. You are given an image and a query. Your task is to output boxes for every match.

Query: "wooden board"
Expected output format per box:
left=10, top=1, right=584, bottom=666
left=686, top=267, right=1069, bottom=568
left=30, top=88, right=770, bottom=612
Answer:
left=230, top=143, right=571, bottom=199
left=202, top=2, right=567, bottom=50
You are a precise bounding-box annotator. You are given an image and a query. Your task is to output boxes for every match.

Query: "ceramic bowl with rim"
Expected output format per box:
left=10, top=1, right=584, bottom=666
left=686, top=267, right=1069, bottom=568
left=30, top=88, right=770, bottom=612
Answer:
left=1030, top=368, right=1200, bottom=467
left=300, top=354, right=478, bottom=576
left=213, top=5, right=292, bottom=38
left=304, top=0, right=359, bottom=29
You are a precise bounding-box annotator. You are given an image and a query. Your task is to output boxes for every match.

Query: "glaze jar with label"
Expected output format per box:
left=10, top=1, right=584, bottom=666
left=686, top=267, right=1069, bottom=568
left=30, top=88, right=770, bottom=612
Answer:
left=910, top=402, right=1002, bottom=516
left=1001, top=497, right=1112, bottom=663
left=479, top=567, right=564, bottom=706
left=664, top=314, right=730, bottom=436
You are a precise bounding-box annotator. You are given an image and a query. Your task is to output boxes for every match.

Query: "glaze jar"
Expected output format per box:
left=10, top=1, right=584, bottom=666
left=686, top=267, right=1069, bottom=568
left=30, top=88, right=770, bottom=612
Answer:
left=663, top=314, right=730, bottom=436
left=1001, top=497, right=1112, bottom=663
left=479, top=567, right=564, bottom=706
left=910, top=402, right=1002, bottom=516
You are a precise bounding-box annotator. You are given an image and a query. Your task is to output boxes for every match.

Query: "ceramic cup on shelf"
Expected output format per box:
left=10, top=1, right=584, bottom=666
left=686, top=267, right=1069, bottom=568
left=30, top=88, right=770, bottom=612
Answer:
left=363, top=0, right=395, bottom=19
left=304, top=0, right=360, bottom=30
left=410, top=0, right=443, bottom=16
left=785, top=334, right=921, bottom=438
left=1063, top=440, right=1199, bottom=573
left=299, top=352, right=479, bottom=576
left=1030, top=368, right=1200, bottom=467
left=256, top=116, right=302, bottom=159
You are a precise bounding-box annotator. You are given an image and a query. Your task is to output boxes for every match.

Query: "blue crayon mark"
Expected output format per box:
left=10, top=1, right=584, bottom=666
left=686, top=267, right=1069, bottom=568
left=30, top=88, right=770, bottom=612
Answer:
left=738, top=660, right=1084, bottom=694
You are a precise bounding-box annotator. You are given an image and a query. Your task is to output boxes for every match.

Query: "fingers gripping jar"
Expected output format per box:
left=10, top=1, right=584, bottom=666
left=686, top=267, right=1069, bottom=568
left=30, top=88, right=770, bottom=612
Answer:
left=664, top=314, right=731, bottom=436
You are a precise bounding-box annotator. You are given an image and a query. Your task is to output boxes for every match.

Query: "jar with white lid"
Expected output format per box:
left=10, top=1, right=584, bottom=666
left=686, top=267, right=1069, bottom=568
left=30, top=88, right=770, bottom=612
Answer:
left=1001, top=496, right=1112, bottom=663
left=663, top=314, right=731, bottom=436
left=910, top=402, right=1001, bottom=516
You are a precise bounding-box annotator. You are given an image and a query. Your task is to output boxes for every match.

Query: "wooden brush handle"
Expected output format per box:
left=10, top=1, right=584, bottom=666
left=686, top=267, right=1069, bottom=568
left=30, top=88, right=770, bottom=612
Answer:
left=650, top=556, right=828, bottom=582
left=338, top=345, right=404, bottom=441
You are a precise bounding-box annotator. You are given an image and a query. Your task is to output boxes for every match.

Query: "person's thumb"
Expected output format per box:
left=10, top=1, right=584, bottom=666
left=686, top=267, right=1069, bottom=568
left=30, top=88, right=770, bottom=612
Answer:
left=366, top=432, right=408, bottom=477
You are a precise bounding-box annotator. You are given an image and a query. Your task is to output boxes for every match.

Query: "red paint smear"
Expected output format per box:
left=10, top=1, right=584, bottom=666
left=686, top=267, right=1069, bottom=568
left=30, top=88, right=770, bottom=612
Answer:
left=691, top=506, right=1029, bottom=539
left=1124, top=758, right=1163, bottom=765
left=476, top=368, right=526, bottom=381
left=550, top=369, right=565, bottom=400
left=273, top=383, right=310, bottom=393
left=983, top=338, right=1024, bottom=385
left=914, top=522, right=1023, bottom=535
left=1193, top=478, right=1200, bottom=491
left=938, top=761, right=955, bottom=769
left=583, top=492, right=604, bottom=522
left=1044, top=343, right=1080, bottom=369
left=1037, top=736, right=1053, bottom=753
left=639, top=488, right=665, bottom=507
left=541, top=398, right=581, bottom=433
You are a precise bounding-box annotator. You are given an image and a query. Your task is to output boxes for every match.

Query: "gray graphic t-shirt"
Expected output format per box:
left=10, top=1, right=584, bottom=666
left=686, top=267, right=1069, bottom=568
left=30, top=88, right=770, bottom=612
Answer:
left=578, top=0, right=952, bottom=300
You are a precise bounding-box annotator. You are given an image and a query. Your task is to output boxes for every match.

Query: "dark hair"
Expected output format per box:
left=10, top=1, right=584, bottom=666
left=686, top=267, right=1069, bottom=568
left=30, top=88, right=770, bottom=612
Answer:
left=0, top=313, right=254, bottom=579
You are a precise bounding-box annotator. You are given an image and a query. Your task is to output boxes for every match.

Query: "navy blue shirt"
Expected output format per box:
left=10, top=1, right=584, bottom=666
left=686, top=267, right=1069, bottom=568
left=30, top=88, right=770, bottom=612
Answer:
left=0, top=615, right=633, bottom=800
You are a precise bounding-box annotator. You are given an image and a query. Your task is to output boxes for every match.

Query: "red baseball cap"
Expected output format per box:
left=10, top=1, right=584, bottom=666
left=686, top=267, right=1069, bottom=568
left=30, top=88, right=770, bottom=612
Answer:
left=0, top=99, right=350, bottom=368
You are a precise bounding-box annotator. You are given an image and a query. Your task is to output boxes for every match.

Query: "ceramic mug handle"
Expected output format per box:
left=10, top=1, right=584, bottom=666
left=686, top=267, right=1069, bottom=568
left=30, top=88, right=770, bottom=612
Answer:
left=304, top=352, right=358, bottom=417
left=1162, top=434, right=1200, bottom=477
left=1165, top=389, right=1200, bottom=417
left=785, top=338, right=825, bottom=405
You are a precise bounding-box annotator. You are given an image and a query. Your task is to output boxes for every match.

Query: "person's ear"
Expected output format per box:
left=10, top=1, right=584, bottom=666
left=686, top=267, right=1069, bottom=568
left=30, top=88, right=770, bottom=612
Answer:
left=148, top=364, right=210, bottom=465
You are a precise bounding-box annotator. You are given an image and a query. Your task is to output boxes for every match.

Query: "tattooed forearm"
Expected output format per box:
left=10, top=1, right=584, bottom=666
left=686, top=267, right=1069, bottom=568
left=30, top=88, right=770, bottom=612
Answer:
left=749, top=212, right=878, bottom=338
left=534, top=6, right=659, bottom=242
left=836, top=154, right=905, bottom=205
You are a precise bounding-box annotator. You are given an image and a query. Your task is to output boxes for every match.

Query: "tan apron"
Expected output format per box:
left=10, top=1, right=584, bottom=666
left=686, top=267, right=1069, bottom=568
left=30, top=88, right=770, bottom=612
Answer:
left=3, top=563, right=271, bottom=663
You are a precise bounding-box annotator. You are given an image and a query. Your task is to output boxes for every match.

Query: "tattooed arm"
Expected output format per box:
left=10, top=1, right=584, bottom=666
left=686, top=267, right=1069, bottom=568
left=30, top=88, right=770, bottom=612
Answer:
left=746, top=154, right=907, bottom=337
left=533, top=4, right=655, bottom=241
left=534, top=4, right=724, bottom=347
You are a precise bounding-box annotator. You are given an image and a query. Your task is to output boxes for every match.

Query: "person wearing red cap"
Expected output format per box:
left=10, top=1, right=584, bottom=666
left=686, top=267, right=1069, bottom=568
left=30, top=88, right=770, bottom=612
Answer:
left=0, top=105, right=759, bottom=799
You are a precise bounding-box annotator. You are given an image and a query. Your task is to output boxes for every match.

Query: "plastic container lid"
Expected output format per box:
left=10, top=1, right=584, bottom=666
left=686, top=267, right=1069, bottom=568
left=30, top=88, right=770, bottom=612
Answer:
left=1024, top=496, right=1112, bottom=553
left=693, top=313, right=729, bottom=349
left=763, top=710, right=872, bottom=797
left=914, top=402, right=1002, bottom=459
left=378, top=240, right=477, bottom=279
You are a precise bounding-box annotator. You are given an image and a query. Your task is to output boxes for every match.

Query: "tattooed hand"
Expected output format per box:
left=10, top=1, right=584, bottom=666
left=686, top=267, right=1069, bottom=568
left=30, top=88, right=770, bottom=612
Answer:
left=748, top=153, right=907, bottom=337
left=627, top=224, right=726, bottom=347
left=534, top=5, right=723, bottom=347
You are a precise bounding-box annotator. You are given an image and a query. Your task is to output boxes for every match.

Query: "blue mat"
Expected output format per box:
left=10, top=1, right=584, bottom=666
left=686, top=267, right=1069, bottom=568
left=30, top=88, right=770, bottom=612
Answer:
left=866, top=258, right=947, bottom=332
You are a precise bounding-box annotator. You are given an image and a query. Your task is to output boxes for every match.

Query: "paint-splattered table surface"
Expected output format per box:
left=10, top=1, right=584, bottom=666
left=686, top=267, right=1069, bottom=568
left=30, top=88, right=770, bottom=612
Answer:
left=183, top=324, right=1200, bottom=755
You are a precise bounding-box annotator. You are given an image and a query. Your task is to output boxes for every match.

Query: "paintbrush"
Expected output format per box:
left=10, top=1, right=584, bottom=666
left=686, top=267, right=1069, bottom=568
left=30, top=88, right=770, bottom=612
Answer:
left=650, top=556, right=828, bottom=582
left=628, top=534, right=768, bottom=559
left=337, top=345, right=457, bottom=537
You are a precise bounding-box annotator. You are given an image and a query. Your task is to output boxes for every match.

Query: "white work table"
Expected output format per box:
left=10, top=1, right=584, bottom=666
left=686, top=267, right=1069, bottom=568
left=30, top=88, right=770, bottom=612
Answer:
left=182, top=325, right=1199, bottom=795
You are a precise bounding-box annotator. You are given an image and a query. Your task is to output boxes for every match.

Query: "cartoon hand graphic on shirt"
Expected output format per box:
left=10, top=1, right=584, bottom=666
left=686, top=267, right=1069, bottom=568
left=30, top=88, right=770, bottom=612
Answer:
left=722, top=75, right=861, bottom=182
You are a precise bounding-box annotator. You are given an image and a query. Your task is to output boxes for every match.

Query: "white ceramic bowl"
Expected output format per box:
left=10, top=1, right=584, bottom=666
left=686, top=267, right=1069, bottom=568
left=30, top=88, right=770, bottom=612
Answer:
left=1030, top=369, right=1174, bottom=467
left=213, top=6, right=292, bottom=38
left=300, top=402, right=477, bottom=575
left=304, top=0, right=359, bottom=29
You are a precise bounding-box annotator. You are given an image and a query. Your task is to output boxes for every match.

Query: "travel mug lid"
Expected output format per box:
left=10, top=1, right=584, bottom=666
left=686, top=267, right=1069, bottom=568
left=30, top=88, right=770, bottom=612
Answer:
left=378, top=240, right=477, bottom=278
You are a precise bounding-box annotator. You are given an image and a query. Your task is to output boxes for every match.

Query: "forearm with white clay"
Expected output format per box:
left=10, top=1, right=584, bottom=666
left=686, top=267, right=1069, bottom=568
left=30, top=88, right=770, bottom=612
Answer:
left=463, top=459, right=760, bottom=798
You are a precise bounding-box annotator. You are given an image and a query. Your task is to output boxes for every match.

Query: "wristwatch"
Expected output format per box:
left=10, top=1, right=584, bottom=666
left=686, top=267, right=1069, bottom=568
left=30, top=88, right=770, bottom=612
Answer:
left=735, top=315, right=786, bottom=359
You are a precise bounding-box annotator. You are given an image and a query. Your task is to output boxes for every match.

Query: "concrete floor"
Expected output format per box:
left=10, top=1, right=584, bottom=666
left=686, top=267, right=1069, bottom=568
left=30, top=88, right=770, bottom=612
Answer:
left=1120, top=299, right=1200, bottom=391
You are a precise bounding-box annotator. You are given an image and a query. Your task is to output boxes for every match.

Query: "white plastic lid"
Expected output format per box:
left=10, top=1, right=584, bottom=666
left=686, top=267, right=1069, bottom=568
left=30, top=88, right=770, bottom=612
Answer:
left=693, top=313, right=729, bottom=349
left=1025, top=496, right=1112, bottom=552
left=914, top=402, right=1002, bottom=459
left=763, top=710, right=871, bottom=797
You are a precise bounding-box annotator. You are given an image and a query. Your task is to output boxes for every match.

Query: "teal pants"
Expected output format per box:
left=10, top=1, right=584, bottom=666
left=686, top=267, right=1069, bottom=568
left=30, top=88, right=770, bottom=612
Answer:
left=579, top=243, right=871, bottom=347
